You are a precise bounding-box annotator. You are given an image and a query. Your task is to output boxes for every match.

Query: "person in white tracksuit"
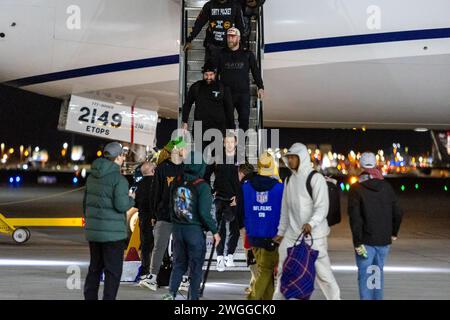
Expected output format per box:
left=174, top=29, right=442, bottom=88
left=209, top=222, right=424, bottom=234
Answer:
left=272, top=143, right=341, bottom=300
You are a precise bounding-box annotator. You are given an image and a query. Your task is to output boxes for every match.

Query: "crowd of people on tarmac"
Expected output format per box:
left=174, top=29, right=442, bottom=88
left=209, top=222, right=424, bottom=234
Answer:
left=81, top=0, right=403, bottom=301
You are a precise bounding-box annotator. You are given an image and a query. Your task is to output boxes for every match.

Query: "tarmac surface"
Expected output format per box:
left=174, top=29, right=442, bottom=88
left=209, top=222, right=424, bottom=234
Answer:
left=0, top=184, right=449, bottom=300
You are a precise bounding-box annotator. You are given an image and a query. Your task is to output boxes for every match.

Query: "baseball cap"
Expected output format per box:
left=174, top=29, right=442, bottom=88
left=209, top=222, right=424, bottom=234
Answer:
left=227, top=27, right=241, bottom=37
left=360, top=152, right=377, bottom=169
left=103, top=142, right=124, bottom=159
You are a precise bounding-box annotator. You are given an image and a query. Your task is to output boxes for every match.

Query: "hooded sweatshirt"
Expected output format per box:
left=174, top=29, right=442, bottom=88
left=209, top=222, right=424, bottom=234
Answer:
left=182, top=79, right=235, bottom=129
left=83, top=158, right=135, bottom=242
left=348, top=177, right=403, bottom=247
left=170, top=152, right=218, bottom=234
left=151, top=159, right=184, bottom=222
left=278, top=143, right=330, bottom=240
left=186, top=0, right=245, bottom=48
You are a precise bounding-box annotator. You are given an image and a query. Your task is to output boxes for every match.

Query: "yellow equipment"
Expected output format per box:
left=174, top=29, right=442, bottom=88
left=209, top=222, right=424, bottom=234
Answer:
left=0, top=213, right=83, bottom=244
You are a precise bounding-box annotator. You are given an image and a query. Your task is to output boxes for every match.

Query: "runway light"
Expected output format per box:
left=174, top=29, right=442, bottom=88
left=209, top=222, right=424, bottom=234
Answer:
left=0, top=259, right=89, bottom=267
left=330, top=265, right=450, bottom=274
left=401, top=185, right=406, bottom=192
left=72, top=177, right=78, bottom=184
left=349, top=176, right=358, bottom=185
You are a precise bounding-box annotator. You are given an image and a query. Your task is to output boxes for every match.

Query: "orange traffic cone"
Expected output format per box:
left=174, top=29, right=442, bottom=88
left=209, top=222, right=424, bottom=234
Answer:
left=125, top=246, right=140, bottom=261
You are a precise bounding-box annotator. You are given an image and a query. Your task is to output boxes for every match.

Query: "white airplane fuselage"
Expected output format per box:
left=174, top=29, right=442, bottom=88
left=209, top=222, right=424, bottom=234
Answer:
left=1, top=0, right=449, bottom=129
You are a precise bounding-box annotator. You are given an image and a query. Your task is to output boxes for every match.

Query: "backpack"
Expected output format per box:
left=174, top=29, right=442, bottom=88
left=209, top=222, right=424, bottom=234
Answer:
left=156, top=247, right=172, bottom=287
left=170, top=176, right=206, bottom=224
left=286, top=171, right=341, bottom=226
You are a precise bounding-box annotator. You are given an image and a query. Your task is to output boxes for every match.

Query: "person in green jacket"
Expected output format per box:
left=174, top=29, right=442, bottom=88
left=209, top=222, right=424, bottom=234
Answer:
left=83, top=141, right=135, bottom=300
left=162, top=151, right=221, bottom=300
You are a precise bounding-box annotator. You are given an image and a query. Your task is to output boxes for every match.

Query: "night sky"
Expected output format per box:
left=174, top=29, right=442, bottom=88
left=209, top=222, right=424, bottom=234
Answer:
left=0, top=84, right=432, bottom=162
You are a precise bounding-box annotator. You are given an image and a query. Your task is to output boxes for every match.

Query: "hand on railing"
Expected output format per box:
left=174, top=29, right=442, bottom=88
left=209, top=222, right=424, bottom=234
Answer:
left=183, top=41, right=192, bottom=52
left=257, top=88, right=265, bottom=100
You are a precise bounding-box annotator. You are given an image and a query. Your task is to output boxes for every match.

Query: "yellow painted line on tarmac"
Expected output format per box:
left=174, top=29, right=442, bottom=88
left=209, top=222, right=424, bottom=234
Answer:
left=5, top=218, right=83, bottom=227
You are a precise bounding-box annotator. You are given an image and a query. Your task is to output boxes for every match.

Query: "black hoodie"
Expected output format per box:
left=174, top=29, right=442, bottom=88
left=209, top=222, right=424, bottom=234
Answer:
left=216, top=47, right=264, bottom=95
left=135, top=176, right=154, bottom=221
left=150, top=159, right=184, bottom=222
left=187, top=0, right=245, bottom=48
left=213, top=152, right=241, bottom=199
left=182, top=80, right=234, bottom=129
left=348, top=177, right=403, bottom=247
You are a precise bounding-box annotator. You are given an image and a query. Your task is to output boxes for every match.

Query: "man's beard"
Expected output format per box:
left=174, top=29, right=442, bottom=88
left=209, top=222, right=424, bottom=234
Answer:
left=228, top=41, right=239, bottom=49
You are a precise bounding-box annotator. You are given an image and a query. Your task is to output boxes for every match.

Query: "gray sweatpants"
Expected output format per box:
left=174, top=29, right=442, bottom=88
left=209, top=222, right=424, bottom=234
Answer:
left=149, top=220, right=173, bottom=275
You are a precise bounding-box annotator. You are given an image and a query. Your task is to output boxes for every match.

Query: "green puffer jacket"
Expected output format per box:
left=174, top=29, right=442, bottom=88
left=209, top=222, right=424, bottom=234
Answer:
left=83, top=158, right=135, bottom=242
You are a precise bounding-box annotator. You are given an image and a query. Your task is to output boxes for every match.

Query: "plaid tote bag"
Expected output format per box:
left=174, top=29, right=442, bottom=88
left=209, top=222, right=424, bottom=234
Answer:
left=280, top=233, right=319, bottom=300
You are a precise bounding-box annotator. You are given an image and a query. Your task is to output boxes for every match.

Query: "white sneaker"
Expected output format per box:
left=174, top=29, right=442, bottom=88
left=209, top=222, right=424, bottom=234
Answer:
left=139, top=274, right=158, bottom=291
left=216, top=255, right=225, bottom=272
left=225, top=254, right=235, bottom=268
left=179, top=276, right=190, bottom=292
left=162, top=293, right=174, bottom=300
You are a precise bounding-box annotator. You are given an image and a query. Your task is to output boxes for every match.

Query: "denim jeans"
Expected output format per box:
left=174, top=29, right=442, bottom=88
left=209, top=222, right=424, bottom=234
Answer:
left=169, top=225, right=206, bottom=300
left=355, top=245, right=390, bottom=300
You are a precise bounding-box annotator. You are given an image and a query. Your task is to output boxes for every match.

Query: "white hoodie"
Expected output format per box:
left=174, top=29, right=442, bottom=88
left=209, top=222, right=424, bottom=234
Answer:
left=277, top=143, right=330, bottom=241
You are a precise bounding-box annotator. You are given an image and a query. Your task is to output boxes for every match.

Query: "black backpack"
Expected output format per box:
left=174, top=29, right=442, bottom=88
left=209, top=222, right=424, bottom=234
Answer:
left=157, top=248, right=172, bottom=287
left=286, top=171, right=341, bottom=226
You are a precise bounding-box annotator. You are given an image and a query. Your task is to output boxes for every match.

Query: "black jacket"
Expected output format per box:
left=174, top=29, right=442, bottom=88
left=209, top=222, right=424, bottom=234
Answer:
left=348, top=177, right=403, bottom=247
left=213, top=153, right=241, bottom=199
left=236, top=171, right=254, bottom=229
left=151, top=160, right=184, bottom=222
left=187, top=0, right=245, bottom=48
left=135, top=176, right=154, bottom=221
left=216, top=48, right=264, bottom=94
left=182, top=80, right=234, bottom=128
